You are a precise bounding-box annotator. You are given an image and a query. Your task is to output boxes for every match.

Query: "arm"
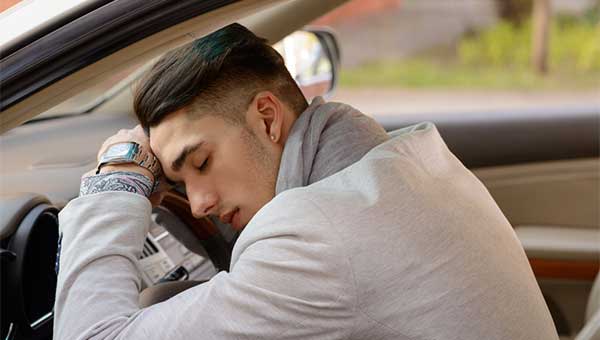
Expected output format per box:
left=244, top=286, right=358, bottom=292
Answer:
left=54, top=191, right=356, bottom=339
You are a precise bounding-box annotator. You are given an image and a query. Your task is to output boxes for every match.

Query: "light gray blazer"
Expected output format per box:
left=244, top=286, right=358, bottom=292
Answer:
left=54, top=123, right=558, bottom=339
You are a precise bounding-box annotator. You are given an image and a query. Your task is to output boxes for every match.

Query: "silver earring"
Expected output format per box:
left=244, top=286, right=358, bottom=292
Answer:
left=270, top=135, right=276, bottom=141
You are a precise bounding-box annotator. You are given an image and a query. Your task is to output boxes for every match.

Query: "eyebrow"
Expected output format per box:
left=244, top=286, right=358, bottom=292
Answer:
left=171, top=142, right=203, bottom=172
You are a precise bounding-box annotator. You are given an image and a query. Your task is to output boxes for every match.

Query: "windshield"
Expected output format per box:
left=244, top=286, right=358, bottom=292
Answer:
left=30, top=61, right=147, bottom=121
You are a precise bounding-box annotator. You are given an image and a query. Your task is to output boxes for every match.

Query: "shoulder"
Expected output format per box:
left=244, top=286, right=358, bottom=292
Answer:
left=229, top=188, right=357, bottom=303
left=230, top=187, right=350, bottom=269
left=238, top=188, right=334, bottom=243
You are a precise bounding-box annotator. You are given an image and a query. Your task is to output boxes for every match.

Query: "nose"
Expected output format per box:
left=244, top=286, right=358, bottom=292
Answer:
left=187, top=184, right=218, bottom=219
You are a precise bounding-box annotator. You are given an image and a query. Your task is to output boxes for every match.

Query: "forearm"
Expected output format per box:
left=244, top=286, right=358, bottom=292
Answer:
left=53, top=177, right=354, bottom=339
left=54, top=191, right=151, bottom=339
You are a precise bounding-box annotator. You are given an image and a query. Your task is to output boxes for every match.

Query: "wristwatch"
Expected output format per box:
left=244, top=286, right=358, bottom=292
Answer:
left=96, top=142, right=162, bottom=178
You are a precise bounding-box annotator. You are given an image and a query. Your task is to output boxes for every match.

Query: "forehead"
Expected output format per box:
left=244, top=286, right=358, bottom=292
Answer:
left=149, top=110, right=231, bottom=161
left=149, top=110, right=190, bottom=154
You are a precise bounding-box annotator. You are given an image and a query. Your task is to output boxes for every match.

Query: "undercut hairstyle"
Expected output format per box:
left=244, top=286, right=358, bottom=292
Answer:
left=134, top=23, right=308, bottom=131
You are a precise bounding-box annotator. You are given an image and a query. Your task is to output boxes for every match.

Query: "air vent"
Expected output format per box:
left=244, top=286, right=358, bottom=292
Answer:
left=140, top=238, right=159, bottom=259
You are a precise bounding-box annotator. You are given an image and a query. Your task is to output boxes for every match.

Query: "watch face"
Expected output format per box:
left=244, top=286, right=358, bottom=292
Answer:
left=100, top=142, right=139, bottom=164
left=105, top=143, right=133, bottom=158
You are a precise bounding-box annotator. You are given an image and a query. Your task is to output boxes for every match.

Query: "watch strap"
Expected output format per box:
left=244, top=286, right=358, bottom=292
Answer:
left=133, top=146, right=162, bottom=177
left=97, top=142, right=162, bottom=178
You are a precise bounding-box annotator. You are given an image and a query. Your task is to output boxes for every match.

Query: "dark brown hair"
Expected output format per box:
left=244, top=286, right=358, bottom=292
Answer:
left=134, top=23, right=307, bottom=131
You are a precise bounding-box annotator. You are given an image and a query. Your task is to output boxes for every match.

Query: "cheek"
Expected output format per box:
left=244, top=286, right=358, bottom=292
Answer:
left=209, top=143, right=255, bottom=196
left=240, top=143, right=278, bottom=206
left=222, top=151, right=264, bottom=193
left=217, top=136, right=276, bottom=206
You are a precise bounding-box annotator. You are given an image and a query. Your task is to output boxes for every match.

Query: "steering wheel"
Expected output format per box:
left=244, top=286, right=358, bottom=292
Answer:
left=1, top=196, right=58, bottom=340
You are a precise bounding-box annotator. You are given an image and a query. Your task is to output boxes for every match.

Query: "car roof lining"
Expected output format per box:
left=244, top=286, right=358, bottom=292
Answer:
left=0, top=0, right=349, bottom=134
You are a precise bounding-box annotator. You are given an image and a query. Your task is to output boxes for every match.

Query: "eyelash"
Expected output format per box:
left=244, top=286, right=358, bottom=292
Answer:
left=198, top=158, right=208, bottom=171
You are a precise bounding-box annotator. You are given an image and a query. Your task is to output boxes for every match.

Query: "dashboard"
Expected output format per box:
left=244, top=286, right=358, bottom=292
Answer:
left=142, top=208, right=217, bottom=286
left=0, top=192, right=231, bottom=340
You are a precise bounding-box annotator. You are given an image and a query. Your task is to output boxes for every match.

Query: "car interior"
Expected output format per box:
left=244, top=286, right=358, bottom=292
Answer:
left=0, top=1, right=598, bottom=340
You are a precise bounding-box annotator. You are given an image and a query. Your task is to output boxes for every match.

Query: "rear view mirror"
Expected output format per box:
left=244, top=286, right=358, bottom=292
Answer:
left=274, top=28, right=341, bottom=101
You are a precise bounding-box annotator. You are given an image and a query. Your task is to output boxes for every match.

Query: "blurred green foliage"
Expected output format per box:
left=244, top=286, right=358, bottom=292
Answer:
left=340, top=11, right=600, bottom=89
left=338, top=58, right=600, bottom=89
left=458, top=15, right=600, bottom=72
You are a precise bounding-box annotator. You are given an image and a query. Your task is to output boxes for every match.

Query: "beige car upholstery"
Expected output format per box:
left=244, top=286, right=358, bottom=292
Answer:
left=575, top=311, right=600, bottom=340
left=473, top=158, right=600, bottom=230
left=575, top=273, right=600, bottom=340
left=586, top=274, right=600, bottom=325
left=515, top=226, right=600, bottom=261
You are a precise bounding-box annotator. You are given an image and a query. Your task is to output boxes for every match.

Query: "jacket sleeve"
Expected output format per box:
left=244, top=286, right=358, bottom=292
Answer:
left=54, top=191, right=356, bottom=340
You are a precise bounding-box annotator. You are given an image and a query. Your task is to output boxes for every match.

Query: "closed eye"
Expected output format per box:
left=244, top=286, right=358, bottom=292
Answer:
left=163, top=176, right=181, bottom=188
left=198, top=158, right=209, bottom=172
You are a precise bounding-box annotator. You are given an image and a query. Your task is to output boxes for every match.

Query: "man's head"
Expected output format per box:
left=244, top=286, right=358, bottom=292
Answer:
left=134, top=23, right=308, bottom=229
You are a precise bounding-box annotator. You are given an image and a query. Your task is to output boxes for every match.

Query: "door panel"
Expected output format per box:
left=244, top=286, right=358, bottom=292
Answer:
left=472, top=158, right=599, bottom=337
left=473, top=159, right=599, bottom=230
left=474, top=143, right=598, bottom=337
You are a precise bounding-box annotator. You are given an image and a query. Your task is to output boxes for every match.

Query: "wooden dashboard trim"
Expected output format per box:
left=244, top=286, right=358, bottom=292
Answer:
left=529, top=258, right=599, bottom=281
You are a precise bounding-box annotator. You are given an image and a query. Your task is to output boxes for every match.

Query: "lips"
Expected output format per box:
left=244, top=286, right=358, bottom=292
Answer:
left=219, top=208, right=238, bottom=225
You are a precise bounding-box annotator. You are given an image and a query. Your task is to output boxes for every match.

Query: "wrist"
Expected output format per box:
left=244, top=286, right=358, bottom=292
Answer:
left=80, top=171, right=155, bottom=198
left=99, top=163, right=155, bottom=183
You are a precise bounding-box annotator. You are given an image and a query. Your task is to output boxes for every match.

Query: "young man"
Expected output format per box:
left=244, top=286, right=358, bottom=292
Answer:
left=54, top=23, right=558, bottom=339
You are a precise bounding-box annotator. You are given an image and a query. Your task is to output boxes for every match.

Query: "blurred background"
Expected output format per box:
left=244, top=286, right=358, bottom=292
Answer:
left=311, top=0, right=599, bottom=116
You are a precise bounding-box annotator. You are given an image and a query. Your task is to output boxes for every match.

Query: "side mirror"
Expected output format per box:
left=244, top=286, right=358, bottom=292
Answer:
left=274, top=28, right=341, bottom=101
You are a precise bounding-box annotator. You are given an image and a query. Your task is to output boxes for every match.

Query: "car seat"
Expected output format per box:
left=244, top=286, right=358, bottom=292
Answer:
left=575, top=272, right=600, bottom=340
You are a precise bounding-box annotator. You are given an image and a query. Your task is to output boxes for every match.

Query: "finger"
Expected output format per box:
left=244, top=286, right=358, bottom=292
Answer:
left=97, top=129, right=137, bottom=157
left=133, top=125, right=145, bottom=134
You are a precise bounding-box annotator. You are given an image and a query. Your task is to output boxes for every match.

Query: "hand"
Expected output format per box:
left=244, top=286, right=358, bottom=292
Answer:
left=87, top=125, right=170, bottom=207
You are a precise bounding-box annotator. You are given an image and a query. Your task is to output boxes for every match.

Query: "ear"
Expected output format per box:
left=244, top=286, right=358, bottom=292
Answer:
left=248, top=91, right=284, bottom=143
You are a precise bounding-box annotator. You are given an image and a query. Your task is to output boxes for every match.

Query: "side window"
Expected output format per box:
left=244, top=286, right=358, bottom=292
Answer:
left=310, top=0, right=599, bottom=117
